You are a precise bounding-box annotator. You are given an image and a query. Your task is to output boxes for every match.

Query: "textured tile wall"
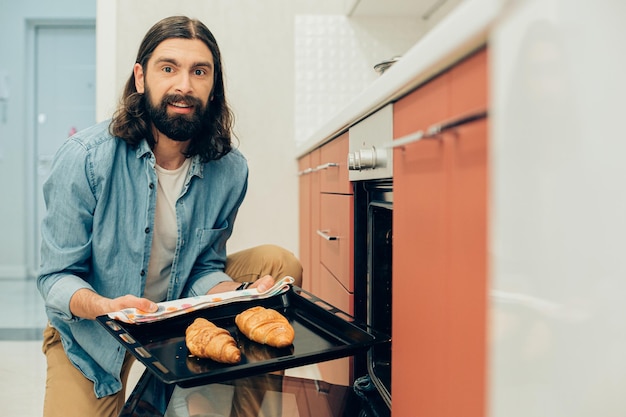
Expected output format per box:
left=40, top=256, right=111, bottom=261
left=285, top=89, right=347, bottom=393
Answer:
left=294, top=15, right=425, bottom=144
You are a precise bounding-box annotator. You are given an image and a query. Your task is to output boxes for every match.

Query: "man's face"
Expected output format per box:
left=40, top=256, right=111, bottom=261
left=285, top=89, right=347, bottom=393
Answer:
left=134, top=38, right=215, bottom=141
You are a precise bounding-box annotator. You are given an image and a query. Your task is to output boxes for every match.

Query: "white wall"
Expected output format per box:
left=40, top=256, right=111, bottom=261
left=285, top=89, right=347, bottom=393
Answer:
left=98, top=0, right=300, bottom=255
left=294, top=14, right=424, bottom=144
left=0, top=0, right=422, bottom=279
left=0, top=0, right=96, bottom=279
left=96, top=0, right=424, bottom=257
left=489, top=0, right=626, bottom=415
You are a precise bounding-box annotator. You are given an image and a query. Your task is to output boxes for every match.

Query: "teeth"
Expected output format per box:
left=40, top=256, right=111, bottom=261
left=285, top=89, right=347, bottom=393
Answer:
left=171, top=102, right=191, bottom=108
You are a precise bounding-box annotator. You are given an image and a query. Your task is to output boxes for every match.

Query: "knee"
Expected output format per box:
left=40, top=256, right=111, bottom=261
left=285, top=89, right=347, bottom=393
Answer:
left=256, top=244, right=303, bottom=287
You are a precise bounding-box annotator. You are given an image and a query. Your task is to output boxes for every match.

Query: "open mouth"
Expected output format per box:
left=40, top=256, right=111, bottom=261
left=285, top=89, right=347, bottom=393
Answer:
left=167, top=99, right=195, bottom=114
left=170, top=101, right=193, bottom=109
left=161, top=94, right=202, bottom=116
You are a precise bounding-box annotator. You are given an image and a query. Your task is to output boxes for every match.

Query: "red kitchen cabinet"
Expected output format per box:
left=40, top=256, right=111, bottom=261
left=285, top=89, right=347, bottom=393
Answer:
left=298, top=154, right=312, bottom=293
left=310, top=149, right=321, bottom=296
left=316, top=263, right=354, bottom=386
left=298, top=132, right=354, bottom=386
left=319, top=133, right=352, bottom=195
left=319, top=192, right=354, bottom=293
left=298, top=149, right=320, bottom=294
left=392, top=47, right=488, bottom=417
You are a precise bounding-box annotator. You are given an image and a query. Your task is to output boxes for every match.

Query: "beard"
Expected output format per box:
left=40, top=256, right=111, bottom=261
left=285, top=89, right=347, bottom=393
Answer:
left=144, top=86, right=207, bottom=142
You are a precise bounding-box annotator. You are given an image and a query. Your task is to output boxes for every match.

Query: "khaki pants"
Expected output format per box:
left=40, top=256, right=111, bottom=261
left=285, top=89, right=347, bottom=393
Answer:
left=42, top=244, right=302, bottom=417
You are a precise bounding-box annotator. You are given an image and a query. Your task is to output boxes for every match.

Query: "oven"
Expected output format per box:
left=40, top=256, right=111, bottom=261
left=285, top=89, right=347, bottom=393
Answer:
left=349, top=104, right=394, bottom=415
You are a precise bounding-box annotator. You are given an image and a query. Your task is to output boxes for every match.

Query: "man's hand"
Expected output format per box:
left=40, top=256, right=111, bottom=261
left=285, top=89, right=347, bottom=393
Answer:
left=70, top=288, right=158, bottom=320
left=108, top=294, right=159, bottom=315
left=207, top=274, right=275, bottom=295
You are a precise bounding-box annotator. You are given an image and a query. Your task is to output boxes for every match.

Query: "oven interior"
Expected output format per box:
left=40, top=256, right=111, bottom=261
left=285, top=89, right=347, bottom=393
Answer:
left=354, top=179, right=393, bottom=411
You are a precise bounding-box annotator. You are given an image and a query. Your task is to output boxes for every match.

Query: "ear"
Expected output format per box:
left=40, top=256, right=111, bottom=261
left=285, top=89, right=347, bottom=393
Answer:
left=134, top=63, right=145, bottom=93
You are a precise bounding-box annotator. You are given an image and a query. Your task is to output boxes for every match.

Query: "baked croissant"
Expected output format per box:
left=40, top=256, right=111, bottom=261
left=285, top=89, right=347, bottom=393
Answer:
left=235, top=306, right=295, bottom=348
left=185, top=318, right=241, bottom=364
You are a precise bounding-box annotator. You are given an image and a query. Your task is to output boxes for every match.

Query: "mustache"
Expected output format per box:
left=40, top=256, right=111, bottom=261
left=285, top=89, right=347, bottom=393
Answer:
left=163, top=93, right=203, bottom=108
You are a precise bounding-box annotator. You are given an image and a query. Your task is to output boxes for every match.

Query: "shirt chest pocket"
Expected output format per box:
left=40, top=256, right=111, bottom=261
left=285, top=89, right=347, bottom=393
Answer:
left=194, top=222, right=229, bottom=253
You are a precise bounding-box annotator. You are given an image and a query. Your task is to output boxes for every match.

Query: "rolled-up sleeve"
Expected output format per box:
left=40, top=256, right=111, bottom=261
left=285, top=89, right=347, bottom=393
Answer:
left=184, top=270, right=232, bottom=297
left=37, top=137, right=97, bottom=321
left=40, top=274, right=95, bottom=321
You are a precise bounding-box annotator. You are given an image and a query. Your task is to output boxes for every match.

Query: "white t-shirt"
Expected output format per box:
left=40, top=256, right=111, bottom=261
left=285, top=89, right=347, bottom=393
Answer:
left=143, top=158, right=191, bottom=302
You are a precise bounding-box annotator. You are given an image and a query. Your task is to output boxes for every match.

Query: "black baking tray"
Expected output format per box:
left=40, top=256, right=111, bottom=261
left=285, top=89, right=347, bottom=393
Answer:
left=96, top=286, right=389, bottom=388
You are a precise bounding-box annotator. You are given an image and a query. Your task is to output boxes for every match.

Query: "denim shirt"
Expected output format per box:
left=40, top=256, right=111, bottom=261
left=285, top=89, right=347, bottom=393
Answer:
left=37, top=120, right=248, bottom=398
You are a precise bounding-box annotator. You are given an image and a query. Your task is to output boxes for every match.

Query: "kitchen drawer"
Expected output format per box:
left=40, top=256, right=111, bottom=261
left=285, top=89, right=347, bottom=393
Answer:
left=394, top=72, right=449, bottom=137
left=317, top=265, right=353, bottom=386
left=318, top=264, right=354, bottom=315
left=449, top=48, right=488, bottom=117
left=319, top=193, right=354, bottom=292
left=298, top=154, right=312, bottom=180
left=319, top=133, right=351, bottom=195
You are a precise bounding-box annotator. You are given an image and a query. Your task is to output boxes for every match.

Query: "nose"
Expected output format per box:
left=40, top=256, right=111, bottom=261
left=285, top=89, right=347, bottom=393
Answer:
left=174, top=72, right=193, bottom=95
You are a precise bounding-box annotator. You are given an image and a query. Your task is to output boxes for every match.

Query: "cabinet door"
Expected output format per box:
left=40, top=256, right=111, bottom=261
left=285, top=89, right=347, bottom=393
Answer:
left=449, top=47, right=488, bottom=116
left=310, top=149, right=321, bottom=296
left=445, top=49, right=488, bottom=415
left=395, top=73, right=450, bottom=134
left=392, top=48, right=488, bottom=417
left=445, top=118, right=488, bottom=413
left=298, top=154, right=312, bottom=292
left=319, top=193, right=354, bottom=292
left=392, top=74, right=451, bottom=417
left=319, top=133, right=351, bottom=195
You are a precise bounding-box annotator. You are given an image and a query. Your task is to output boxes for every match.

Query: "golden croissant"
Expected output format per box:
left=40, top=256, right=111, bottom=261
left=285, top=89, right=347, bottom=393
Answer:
left=235, top=306, right=295, bottom=348
left=185, top=318, right=241, bottom=364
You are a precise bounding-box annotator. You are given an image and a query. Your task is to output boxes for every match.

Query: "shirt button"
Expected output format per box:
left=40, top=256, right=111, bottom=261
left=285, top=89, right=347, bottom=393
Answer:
left=145, top=227, right=150, bottom=234
left=149, top=183, right=155, bottom=189
left=140, top=270, right=145, bottom=276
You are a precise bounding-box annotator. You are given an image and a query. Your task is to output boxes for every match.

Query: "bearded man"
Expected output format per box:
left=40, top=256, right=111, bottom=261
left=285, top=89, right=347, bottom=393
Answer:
left=37, top=16, right=301, bottom=417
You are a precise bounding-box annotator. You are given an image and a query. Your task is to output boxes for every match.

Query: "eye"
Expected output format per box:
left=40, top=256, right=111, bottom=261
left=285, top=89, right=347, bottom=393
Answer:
left=194, top=69, right=206, bottom=76
left=162, top=66, right=173, bottom=73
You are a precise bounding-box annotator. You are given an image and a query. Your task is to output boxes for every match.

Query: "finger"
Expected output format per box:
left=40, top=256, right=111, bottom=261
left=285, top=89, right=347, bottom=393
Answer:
left=250, top=275, right=275, bottom=292
left=136, top=298, right=158, bottom=313
left=117, top=295, right=157, bottom=313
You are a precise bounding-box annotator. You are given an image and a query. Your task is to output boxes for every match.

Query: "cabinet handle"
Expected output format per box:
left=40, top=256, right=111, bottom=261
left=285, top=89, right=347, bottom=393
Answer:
left=316, top=229, right=339, bottom=241
left=315, top=162, right=339, bottom=170
left=297, top=167, right=314, bottom=176
left=386, top=109, right=488, bottom=149
left=297, top=163, right=339, bottom=176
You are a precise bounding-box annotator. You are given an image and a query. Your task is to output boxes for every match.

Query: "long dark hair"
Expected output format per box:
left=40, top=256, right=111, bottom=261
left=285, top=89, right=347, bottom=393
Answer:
left=109, top=16, right=233, bottom=161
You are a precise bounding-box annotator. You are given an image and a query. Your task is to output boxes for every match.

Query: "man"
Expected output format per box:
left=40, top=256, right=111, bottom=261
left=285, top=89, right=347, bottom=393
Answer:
left=37, top=16, right=301, bottom=417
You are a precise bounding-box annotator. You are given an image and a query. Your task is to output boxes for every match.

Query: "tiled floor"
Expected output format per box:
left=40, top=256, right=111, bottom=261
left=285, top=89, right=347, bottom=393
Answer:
left=0, top=278, right=50, bottom=416
left=0, top=278, right=320, bottom=416
left=0, top=278, right=145, bottom=416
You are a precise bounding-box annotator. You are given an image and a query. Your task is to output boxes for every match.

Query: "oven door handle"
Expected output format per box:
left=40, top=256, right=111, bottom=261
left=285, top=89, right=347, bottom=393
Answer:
left=316, top=229, right=339, bottom=241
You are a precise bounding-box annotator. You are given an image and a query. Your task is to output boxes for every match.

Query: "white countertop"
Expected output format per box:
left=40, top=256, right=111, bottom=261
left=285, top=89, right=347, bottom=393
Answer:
left=295, top=0, right=504, bottom=158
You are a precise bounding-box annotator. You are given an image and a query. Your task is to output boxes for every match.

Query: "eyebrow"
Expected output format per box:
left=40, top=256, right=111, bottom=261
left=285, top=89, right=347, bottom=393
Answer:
left=153, top=57, right=213, bottom=69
